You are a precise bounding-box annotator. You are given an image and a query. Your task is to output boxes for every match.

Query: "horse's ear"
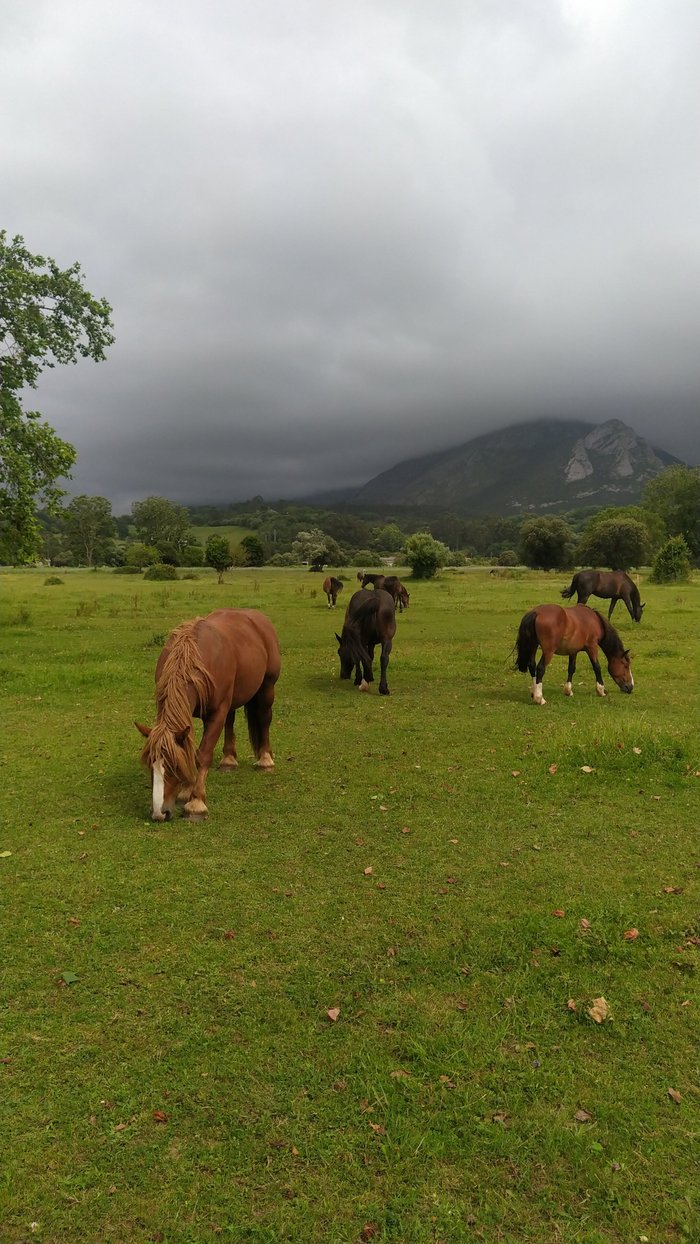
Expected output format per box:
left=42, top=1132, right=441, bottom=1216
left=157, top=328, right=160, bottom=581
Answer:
left=640, top=602, right=646, bottom=610
left=135, top=721, right=151, bottom=738
left=623, top=649, right=631, bottom=658
left=335, top=632, right=342, bottom=643
left=174, top=727, right=191, bottom=747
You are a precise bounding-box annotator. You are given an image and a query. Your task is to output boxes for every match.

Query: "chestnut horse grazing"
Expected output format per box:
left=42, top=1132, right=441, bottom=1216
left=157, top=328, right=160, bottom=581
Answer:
left=322, top=575, right=343, bottom=608
left=336, top=588, right=396, bottom=695
left=136, top=609, right=281, bottom=821
left=514, top=604, right=633, bottom=705
left=562, top=570, right=644, bottom=622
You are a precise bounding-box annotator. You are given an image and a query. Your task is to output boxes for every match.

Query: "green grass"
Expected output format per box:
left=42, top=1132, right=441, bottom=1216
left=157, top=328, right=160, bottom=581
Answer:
left=189, top=524, right=253, bottom=548
left=1, top=568, right=699, bottom=1243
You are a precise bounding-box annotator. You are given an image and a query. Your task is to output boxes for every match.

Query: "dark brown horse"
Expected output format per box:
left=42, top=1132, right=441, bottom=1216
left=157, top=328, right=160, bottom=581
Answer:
left=335, top=588, right=396, bottom=695
left=562, top=570, right=644, bottom=622
left=322, top=576, right=343, bottom=608
left=136, top=609, right=281, bottom=821
left=514, top=604, right=633, bottom=705
left=382, top=575, right=410, bottom=612
left=361, top=572, right=386, bottom=590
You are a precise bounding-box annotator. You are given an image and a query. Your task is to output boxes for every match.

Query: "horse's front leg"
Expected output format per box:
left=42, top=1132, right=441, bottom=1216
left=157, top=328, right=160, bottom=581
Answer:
left=608, top=597, right=619, bottom=620
left=183, top=708, right=227, bottom=819
left=564, top=654, right=577, bottom=696
left=585, top=645, right=606, bottom=696
left=218, top=706, right=238, bottom=771
left=378, top=639, right=392, bottom=696
left=532, top=650, right=550, bottom=705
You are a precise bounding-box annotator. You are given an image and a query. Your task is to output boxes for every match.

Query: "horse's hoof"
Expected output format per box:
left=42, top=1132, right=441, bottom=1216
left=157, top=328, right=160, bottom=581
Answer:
left=255, top=753, right=274, bottom=770
left=218, top=759, right=239, bottom=771
left=183, top=799, right=208, bottom=819
left=563, top=684, right=573, bottom=697
left=596, top=684, right=607, bottom=697
left=379, top=687, right=390, bottom=696
left=359, top=680, right=370, bottom=692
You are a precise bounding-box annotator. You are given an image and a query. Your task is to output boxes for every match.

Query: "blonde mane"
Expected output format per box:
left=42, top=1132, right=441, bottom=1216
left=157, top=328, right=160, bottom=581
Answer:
left=141, top=618, right=215, bottom=782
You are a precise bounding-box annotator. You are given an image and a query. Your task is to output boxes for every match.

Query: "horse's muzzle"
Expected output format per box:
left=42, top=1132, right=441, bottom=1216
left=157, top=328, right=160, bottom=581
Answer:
left=621, top=684, right=633, bottom=694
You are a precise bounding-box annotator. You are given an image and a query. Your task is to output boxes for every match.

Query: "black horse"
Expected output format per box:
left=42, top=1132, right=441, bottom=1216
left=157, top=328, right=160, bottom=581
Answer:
left=335, top=589, right=396, bottom=695
left=382, top=575, right=410, bottom=612
left=360, top=572, right=386, bottom=590
left=561, top=570, right=644, bottom=622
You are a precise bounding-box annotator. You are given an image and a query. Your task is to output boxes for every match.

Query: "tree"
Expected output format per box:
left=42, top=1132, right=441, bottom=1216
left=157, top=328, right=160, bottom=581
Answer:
left=371, top=522, right=405, bottom=553
left=63, top=495, right=115, bottom=567
left=0, top=231, right=114, bottom=561
left=131, top=496, right=191, bottom=553
left=650, top=536, right=692, bottom=584
left=644, top=466, right=700, bottom=558
left=240, top=533, right=265, bottom=566
left=205, top=534, right=233, bottom=583
left=577, top=517, right=649, bottom=571
left=519, top=517, right=576, bottom=571
left=291, top=528, right=344, bottom=570
left=403, top=532, right=449, bottom=579
left=583, top=504, right=665, bottom=554
left=126, top=542, right=159, bottom=569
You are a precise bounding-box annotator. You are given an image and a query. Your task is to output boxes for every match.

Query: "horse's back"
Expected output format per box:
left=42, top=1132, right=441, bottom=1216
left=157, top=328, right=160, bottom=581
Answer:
left=198, top=609, right=281, bottom=681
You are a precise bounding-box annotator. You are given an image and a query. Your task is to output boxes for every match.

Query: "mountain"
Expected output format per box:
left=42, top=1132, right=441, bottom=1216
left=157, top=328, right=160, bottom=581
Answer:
left=353, top=419, right=682, bottom=513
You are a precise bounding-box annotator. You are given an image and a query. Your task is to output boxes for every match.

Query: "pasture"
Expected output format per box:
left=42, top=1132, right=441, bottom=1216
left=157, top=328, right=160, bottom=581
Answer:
left=1, top=567, right=699, bottom=1244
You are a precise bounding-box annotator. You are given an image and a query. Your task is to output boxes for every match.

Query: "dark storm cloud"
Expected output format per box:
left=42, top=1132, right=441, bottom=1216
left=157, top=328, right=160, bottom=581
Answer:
left=2, top=0, right=698, bottom=508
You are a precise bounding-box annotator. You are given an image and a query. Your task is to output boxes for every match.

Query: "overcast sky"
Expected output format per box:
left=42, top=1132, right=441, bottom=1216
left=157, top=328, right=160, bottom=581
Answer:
left=2, top=0, right=698, bottom=509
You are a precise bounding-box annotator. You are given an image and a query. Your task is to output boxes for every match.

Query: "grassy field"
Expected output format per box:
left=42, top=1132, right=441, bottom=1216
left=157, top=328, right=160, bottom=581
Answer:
left=1, top=566, right=699, bottom=1243
left=188, top=525, right=253, bottom=549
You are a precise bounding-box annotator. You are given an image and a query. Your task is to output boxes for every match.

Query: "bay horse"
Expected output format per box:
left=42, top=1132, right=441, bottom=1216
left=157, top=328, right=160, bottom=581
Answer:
left=335, top=588, right=396, bottom=695
left=562, top=570, right=644, bottom=622
left=135, top=609, right=281, bottom=821
left=361, top=572, right=386, bottom=590
left=514, top=604, right=633, bottom=705
left=322, top=575, right=343, bottom=608
left=382, top=575, right=410, bottom=612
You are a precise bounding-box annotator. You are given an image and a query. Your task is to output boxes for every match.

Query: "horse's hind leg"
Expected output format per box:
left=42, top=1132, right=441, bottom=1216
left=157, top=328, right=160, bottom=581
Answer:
left=532, top=651, right=550, bottom=705
left=218, top=707, right=239, bottom=771
left=246, top=677, right=276, bottom=769
left=378, top=639, right=393, bottom=696
left=564, top=654, right=577, bottom=696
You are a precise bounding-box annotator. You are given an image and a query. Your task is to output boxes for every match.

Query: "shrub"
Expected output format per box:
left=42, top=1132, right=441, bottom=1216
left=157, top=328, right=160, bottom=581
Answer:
left=497, top=549, right=519, bottom=567
left=351, top=550, right=375, bottom=567
left=44, top=575, right=64, bottom=585
left=113, top=565, right=141, bottom=575
left=126, top=542, right=159, bottom=570
left=205, top=535, right=233, bottom=583
left=519, top=517, right=576, bottom=570
left=650, top=536, right=692, bottom=584
left=143, top=563, right=179, bottom=581
left=268, top=552, right=297, bottom=567
left=404, top=532, right=449, bottom=579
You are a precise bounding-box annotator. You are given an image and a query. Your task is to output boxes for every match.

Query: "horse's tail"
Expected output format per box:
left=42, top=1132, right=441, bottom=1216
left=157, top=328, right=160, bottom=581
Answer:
left=513, top=610, right=538, bottom=672
left=561, top=573, right=578, bottom=600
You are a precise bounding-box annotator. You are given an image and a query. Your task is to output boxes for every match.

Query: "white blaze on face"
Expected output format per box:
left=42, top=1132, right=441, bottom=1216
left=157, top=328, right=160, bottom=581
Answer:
left=152, top=759, right=165, bottom=819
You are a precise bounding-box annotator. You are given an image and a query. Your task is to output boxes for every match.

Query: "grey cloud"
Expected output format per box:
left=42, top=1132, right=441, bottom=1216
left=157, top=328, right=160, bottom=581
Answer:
left=2, top=0, right=698, bottom=509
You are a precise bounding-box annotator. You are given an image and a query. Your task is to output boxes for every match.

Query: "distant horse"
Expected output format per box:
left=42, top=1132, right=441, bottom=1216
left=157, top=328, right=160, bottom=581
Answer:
left=361, top=572, right=386, bottom=590
left=136, top=609, right=281, bottom=821
left=382, top=575, right=410, bottom=612
left=322, top=576, right=343, bottom=608
left=513, top=604, right=633, bottom=705
left=335, top=588, right=396, bottom=695
left=561, top=570, right=645, bottom=622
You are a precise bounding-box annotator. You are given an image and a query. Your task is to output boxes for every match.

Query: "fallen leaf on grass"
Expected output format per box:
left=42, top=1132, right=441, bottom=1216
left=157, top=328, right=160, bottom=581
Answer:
left=552, top=909, right=566, bottom=918
left=326, top=1007, right=340, bottom=1023
left=511, top=770, right=521, bottom=778
left=400, top=827, right=411, bottom=835
left=390, top=1069, right=410, bottom=1080
left=663, top=886, right=683, bottom=895
left=290, top=1145, right=300, bottom=1157
left=548, top=764, right=558, bottom=775
left=632, top=747, right=642, bottom=755
left=359, top=1225, right=379, bottom=1242
left=624, top=928, right=639, bottom=941
left=368, top=1122, right=386, bottom=1135
left=379, top=805, right=388, bottom=812
left=114, top=1122, right=128, bottom=1132
left=224, top=929, right=235, bottom=940
left=0, top=851, right=12, bottom=859
left=363, top=866, right=373, bottom=876
left=152, top=1110, right=168, bottom=1123
left=59, top=971, right=79, bottom=986
left=667, top=1087, right=683, bottom=1104
left=439, top=1075, right=456, bottom=1089
left=376, top=882, right=386, bottom=891
left=574, top=1109, right=593, bottom=1123
left=491, top=1111, right=509, bottom=1125
left=567, top=999, right=578, bottom=1012
left=67, top=916, right=80, bottom=927
left=587, top=997, right=610, bottom=1024
left=579, top=918, right=591, bottom=932
left=386, top=947, right=396, bottom=957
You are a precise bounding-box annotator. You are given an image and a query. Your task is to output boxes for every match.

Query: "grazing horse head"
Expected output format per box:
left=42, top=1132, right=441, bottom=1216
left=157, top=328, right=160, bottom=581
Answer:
left=335, top=628, right=371, bottom=681
left=135, top=720, right=197, bottom=820
left=634, top=600, right=645, bottom=622
left=606, top=647, right=634, bottom=693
